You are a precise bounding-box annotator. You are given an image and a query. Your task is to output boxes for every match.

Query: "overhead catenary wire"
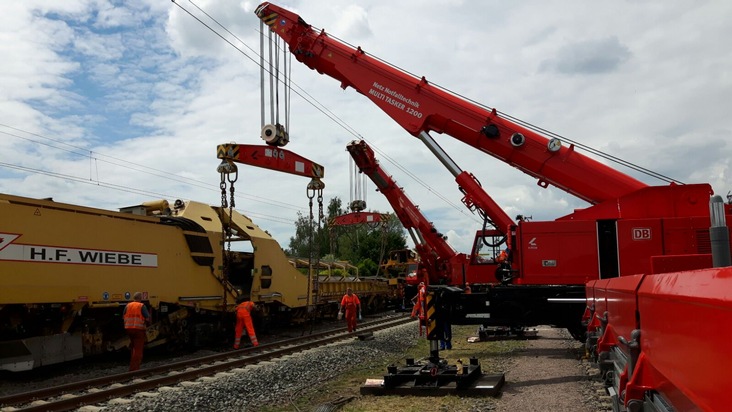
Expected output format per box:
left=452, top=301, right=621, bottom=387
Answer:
left=0, top=161, right=295, bottom=225
left=172, top=0, right=479, bottom=224
left=176, top=0, right=685, bottom=232
left=0, top=125, right=302, bottom=213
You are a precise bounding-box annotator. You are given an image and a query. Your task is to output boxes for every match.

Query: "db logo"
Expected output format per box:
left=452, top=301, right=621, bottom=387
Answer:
left=632, top=228, right=652, bottom=240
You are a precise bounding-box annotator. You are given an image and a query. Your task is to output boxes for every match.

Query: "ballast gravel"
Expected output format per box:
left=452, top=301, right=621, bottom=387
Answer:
left=100, top=324, right=418, bottom=411
left=1, top=323, right=613, bottom=411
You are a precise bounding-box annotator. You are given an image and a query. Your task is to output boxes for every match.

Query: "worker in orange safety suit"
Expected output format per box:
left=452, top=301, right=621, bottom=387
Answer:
left=496, top=248, right=509, bottom=264
left=339, top=287, right=361, bottom=332
left=410, top=281, right=427, bottom=336
left=234, top=297, right=259, bottom=349
left=410, top=282, right=427, bottom=318
left=495, top=247, right=513, bottom=283
left=123, top=291, right=151, bottom=371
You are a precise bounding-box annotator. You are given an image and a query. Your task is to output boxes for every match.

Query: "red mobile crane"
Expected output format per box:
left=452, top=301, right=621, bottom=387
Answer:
left=253, top=3, right=732, bottom=401
left=254, top=2, right=727, bottom=281
left=255, top=1, right=731, bottom=334
left=347, top=139, right=586, bottom=335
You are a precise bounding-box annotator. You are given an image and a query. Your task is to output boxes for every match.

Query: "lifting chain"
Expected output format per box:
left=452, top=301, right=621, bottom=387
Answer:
left=306, top=178, right=325, bottom=309
left=218, top=162, right=238, bottom=309
left=375, top=219, right=389, bottom=278
left=228, top=171, right=237, bottom=260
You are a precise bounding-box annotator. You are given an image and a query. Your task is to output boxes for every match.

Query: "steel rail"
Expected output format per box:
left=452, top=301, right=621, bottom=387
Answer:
left=1, top=315, right=414, bottom=412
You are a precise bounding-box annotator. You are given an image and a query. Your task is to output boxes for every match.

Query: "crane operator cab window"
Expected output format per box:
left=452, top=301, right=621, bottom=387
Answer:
left=471, top=232, right=505, bottom=265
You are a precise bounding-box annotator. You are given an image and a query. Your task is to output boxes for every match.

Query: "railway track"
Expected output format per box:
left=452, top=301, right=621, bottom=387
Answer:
left=0, top=314, right=414, bottom=412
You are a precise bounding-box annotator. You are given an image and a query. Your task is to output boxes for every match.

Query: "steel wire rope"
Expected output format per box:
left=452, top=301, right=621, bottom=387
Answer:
left=174, top=0, right=480, bottom=226
left=326, top=34, right=681, bottom=185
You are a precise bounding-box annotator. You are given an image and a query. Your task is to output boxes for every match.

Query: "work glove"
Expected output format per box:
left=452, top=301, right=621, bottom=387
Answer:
left=337, top=311, right=343, bottom=320
left=358, top=311, right=362, bottom=320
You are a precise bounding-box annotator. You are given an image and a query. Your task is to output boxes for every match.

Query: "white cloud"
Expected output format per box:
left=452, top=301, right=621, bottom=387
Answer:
left=1, top=0, right=731, bottom=257
left=331, top=5, right=371, bottom=39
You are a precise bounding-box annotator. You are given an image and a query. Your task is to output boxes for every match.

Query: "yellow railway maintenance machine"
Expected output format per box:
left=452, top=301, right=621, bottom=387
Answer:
left=0, top=192, right=387, bottom=371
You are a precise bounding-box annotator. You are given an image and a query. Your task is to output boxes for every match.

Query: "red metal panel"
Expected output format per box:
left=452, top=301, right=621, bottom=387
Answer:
left=330, top=212, right=386, bottom=226
left=217, top=143, right=325, bottom=179
left=583, top=280, right=598, bottom=327
left=592, top=279, right=611, bottom=322
left=631, top=268, right=732, bottom=410
left=616, top=219, right=664, bottom=276
left=599, top=274, right=644, bottom=352
left=586, top=279, right=612, bottom=335
left=563, top=184, right=712, bottom=221
left=661, top=216, right=712, bottom=255
left=650, top=254, right=712, bottom=274
left=585, top=280, right=597, bottom=308
left=516, top=220, right=598, bottom=285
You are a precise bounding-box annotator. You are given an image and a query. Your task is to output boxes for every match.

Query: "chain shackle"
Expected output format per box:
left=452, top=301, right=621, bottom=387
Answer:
left=220, top=177, right=228, bottom=209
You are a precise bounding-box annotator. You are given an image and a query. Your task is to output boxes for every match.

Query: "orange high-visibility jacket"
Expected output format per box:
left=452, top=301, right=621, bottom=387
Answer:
left=496, top=250, right=508, bottom=263
left=236, top=301, right=255, bottom=317
left=340, top=294, right=360, bottom=310
left=124, top=302, right=147, bottom=330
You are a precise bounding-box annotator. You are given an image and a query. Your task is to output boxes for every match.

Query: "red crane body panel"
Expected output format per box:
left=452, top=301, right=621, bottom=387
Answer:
left=515, top=220, right=598, bottom=285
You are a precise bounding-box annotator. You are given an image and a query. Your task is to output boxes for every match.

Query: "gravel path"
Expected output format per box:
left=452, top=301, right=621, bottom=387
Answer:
left=494, top=327, right=611, bottom=412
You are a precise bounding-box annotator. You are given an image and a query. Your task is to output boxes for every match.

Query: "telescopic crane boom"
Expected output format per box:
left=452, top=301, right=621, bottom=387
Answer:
left=347, top=139, right=469, bottom=286
left=254, top=2, right=647, bottom=205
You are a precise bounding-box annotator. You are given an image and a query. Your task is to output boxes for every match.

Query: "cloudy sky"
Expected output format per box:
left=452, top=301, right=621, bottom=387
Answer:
left=1, top=0, right=730, bottom=254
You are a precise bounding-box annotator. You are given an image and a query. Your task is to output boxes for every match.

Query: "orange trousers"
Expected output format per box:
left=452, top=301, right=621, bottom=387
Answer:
left=410, top=301, right=425, bottom=336
left=410, top=301, right=422, bottom=318
left=345, top=308, right=358, bottom=332
left=234, top=314, right=258, bottom=348
left=126, top=328, right=146, bottom=371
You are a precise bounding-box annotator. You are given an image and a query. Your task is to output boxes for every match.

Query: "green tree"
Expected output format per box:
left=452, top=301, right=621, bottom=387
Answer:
left=286, top=211, right=315, bottom=258
left=356, top=258, right=378, bottom=277
left=288, top=196, right=408, bottom=266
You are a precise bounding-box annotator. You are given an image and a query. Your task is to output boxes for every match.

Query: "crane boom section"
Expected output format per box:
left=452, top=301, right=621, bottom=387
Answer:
left=347, top=140, right=457, bottom=260
left=255, top=3, right=647, bottom=205
left=347, top=140, right=468, bottom=284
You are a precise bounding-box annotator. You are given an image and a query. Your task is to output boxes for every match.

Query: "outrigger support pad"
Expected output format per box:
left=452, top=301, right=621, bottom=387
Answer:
left=360, top=356, right=505, bottom=396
